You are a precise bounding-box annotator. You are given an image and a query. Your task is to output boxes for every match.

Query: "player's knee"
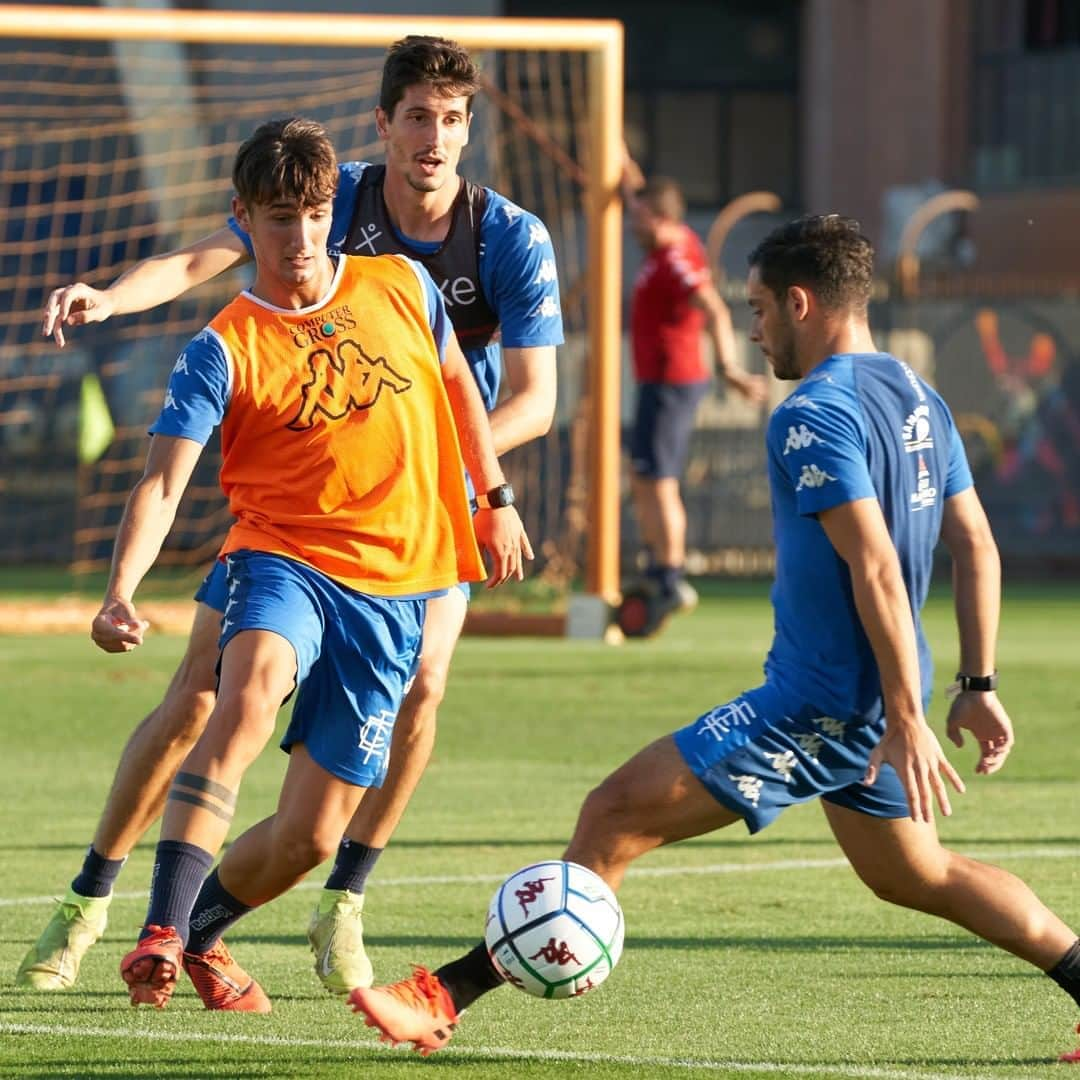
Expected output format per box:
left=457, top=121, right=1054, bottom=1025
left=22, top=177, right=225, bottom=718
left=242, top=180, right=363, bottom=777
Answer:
left=576, top=774, right=636, bottom=837
left=206, top=687, right=280, bottom=751
left=858, top=860, right=949, bottom=911
left=157, top=648, right=219, bottom=743
left=273, top=823, right=339, bottom=874
left=156, top=684, right=217, bottom=745
left=403, top=661, right=450, bottom=715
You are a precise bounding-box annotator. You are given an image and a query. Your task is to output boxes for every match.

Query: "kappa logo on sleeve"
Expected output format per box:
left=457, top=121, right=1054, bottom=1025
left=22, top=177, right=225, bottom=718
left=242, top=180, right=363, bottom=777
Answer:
left=530, top=296, right=560, bottom=319
left=778, top=393, right=820, bottom=412
left=527, top=222, right=550, bottom=249
left=782, top=423, right=826, bottom=455
left=795, top=464, right=837, bottom=491
left=533, top=259, right=558, bottom=285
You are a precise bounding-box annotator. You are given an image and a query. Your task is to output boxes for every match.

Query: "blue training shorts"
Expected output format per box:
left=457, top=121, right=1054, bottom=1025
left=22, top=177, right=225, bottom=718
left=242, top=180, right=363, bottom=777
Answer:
left=197, top=557, right=470, bottom=609
left=194, top=559, right=229, bottom=611
left=220, top=551, right=424, bottom=789
left=629, top=380, right=710, bottom=480
left=673, top=681, right=910, bottom=832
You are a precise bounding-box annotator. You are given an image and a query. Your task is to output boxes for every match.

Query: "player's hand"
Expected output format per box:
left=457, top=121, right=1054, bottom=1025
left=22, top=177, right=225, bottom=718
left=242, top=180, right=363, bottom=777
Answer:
left=91, top=597, right=149, bottom=653
left=41, top=283, right=116, bottom=347
left=723, top=368, right=770, bottom=405
left=945, top=690, right=1014, bottom=775
left=864, top=719, right=965, bottom=824
left=473, top=506, right=533, bottom=588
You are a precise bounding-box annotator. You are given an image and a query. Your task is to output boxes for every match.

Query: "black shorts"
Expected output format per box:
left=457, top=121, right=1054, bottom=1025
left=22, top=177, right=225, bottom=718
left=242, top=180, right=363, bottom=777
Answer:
left=629, top=380, right=710, bottom=479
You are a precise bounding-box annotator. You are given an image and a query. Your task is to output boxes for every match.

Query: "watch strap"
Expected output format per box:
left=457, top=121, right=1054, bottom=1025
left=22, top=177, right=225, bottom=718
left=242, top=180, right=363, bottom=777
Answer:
left=476, top=482, right=515, bottom=509
left=955, top=671, right=998, bottom=691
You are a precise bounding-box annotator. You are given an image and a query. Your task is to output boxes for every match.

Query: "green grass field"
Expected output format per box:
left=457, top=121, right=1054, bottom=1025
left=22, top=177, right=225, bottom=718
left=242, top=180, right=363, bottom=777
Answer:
left=2, top=582, right=1078, bottom=1079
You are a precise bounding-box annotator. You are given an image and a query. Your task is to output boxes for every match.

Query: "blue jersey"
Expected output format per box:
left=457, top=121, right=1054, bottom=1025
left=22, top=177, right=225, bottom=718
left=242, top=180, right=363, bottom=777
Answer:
left=764, top=353, right=973, bottom=723
left=228, top=161, right=564, bottom=412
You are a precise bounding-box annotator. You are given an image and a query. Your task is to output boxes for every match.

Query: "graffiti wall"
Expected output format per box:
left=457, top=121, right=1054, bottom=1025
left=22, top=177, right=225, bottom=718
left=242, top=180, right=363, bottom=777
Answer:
left=677, top=295, right=1080, bottom=575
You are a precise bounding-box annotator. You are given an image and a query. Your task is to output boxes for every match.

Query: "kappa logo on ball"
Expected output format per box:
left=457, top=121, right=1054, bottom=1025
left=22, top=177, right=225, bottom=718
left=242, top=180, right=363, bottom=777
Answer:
left=485, top=860, right=624, bottom=999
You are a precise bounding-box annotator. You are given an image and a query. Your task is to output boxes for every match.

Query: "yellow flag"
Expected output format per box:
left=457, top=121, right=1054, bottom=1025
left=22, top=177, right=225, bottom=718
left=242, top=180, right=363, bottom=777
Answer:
left=78, top=372, right=114, bottom=464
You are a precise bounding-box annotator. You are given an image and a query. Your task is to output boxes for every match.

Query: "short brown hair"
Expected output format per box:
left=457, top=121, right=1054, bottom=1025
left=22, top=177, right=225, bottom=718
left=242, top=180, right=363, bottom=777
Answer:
left=232, top=117, right=338, bottom=210
left=379, top=35, right=481, bottom=117
left=639, top=177, right=686, bottom=223
left=748, top=214, right=875, bottom=313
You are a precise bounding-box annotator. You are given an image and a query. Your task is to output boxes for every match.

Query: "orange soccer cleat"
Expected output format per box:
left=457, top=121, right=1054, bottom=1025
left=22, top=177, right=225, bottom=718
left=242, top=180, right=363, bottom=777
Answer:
left=349, top=966, right=459, bottom=1056
left=120, top=925, right=183, bottom=1008
left=1062, top=1022, right=1080, bottom=1064
left=182, top=939, right=271, bottom=1013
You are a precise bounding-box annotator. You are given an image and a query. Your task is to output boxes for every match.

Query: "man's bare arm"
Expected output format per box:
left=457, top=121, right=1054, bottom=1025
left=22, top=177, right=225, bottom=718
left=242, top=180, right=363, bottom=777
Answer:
left=441, top=337, right=533, bottom=586
left=93, top=434, right=204, bottom=653
left=689, top=285, right=768, bottom=404
left=938, top=487, right=1013, bottom=775
left=43, top=227, right=248, bottom=347
left=819, top=496, right=964, bottom=822
left=487, top=345, right=557, bottom=456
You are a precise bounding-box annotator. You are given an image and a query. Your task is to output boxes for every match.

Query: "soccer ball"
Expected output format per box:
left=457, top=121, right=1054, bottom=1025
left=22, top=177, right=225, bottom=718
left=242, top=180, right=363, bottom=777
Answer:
left=484, top=860, right=624, bottom=999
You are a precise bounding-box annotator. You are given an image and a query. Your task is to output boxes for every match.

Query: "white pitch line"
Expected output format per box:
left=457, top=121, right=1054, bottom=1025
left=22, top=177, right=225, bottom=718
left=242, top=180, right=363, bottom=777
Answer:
left=0, top=1022, right=983, bottom=1080
left=2, top=846, right=1077, bottom=909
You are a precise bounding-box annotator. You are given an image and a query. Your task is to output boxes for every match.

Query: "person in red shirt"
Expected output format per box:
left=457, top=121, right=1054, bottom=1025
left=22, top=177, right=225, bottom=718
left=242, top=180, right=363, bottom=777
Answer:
left=625, top=163, right=767, bottom=615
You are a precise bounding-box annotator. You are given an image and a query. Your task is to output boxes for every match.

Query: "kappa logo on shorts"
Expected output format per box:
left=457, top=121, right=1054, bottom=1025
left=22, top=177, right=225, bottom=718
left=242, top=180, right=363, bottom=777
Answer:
left=288, top=339, right=412, bottom=430
left=763, top=749, right=797, bottom=783
left=814, top=717, right=847, bottom=738
left=728, top=773, right=763, bottom=807
left=357, top=710, right=395, bottom=766
left=794, top=731, right=825, bottom=761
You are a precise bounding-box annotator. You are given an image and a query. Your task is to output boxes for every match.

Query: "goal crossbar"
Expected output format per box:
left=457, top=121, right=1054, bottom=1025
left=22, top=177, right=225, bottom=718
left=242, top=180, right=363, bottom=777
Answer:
left=0, top=4, right=624, bottom=603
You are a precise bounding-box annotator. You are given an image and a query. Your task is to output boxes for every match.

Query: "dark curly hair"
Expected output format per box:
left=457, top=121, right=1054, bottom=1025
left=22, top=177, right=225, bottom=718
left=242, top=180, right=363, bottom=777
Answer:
left=748, top=214, right=875, bottom=313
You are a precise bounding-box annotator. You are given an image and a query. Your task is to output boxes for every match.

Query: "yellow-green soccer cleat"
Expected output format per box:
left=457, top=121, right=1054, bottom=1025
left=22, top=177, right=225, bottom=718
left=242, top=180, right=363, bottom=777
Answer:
left=307, top=888, right=374, bottom=995
left=16, top=890, right=110, bottom=990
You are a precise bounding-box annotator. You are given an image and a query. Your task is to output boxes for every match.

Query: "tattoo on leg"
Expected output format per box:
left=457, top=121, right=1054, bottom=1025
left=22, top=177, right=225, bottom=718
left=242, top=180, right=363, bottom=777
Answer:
left=168, top=774, right=238, bottom=823
left=174, top=771, right=238, bottom=807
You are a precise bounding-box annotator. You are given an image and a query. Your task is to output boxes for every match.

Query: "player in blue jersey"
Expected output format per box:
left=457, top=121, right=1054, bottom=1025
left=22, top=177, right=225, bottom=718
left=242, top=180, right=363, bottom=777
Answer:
left=351, top=215, right=1080, bottom=1062
left=20, top=36, right=561, bottom=998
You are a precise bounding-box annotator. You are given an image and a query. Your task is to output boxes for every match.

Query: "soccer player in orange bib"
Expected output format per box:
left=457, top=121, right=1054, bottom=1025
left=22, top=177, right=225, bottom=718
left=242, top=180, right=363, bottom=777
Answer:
left=98, top=117, right=530, bottom=1010
left=21, top=39, right=558, bottom=998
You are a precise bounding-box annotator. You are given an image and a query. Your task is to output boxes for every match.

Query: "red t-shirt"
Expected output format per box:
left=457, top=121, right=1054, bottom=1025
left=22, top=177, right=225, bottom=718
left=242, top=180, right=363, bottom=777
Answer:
left=630, top=223, right=711, bottom=384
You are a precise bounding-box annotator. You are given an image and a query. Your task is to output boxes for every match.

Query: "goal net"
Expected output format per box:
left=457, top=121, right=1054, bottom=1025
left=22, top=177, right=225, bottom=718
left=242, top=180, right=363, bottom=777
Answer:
left=0, top=8, right=623, bottom=608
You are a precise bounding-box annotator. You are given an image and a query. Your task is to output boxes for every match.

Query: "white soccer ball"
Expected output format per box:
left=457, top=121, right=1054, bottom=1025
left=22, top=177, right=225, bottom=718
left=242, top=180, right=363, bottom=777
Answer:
left=484, top=860, right=624, bottom=999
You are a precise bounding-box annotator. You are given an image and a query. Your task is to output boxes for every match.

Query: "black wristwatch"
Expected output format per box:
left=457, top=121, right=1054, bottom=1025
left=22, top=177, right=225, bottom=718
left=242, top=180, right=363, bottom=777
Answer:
left=475, top=482, right=515, bottom=509
left=955, top=671, right=998, bottom=691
